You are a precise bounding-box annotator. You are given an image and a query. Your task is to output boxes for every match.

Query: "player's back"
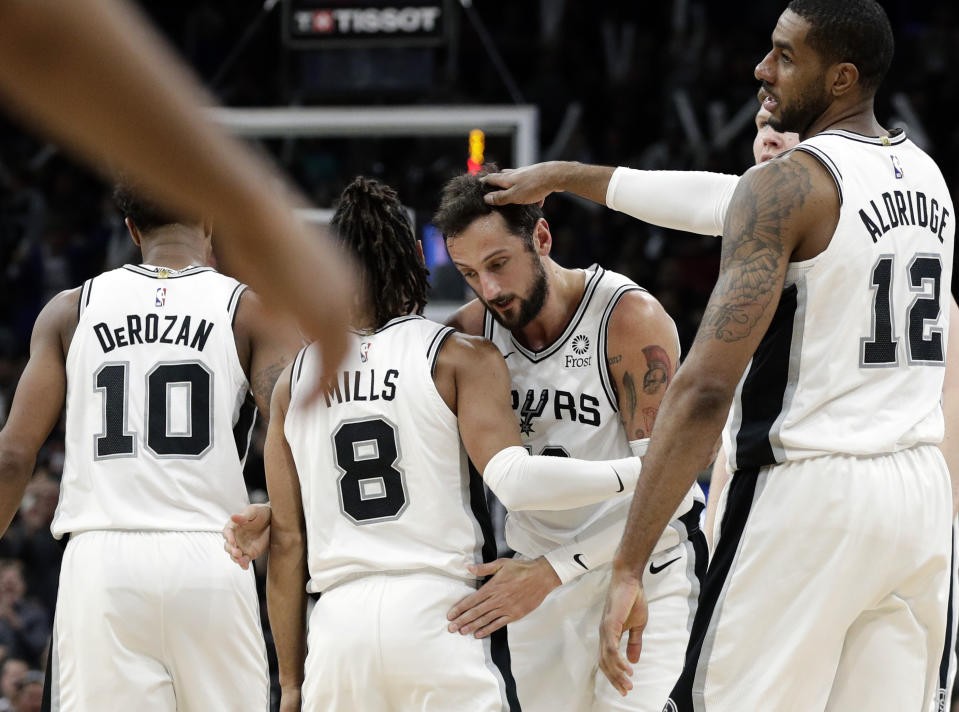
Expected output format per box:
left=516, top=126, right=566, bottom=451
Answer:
left=725, top=129, right=955, bottom=470
left=53, top=264, right=255, bottom=537
left=285, top=316, right=487, bottom=594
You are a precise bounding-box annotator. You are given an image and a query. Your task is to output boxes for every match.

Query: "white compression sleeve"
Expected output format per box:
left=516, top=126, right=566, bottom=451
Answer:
left=605, top=167, right=740, bottom=236
left=482, top=446, right=641, bottom=512
left=543, top=439, right=651, bottom=584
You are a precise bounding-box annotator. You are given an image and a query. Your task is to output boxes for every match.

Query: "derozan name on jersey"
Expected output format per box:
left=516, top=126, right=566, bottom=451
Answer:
left=293, top=6, right=442, bottom=35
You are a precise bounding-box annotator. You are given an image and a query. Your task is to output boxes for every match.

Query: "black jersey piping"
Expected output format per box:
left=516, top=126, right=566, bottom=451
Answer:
left=372, top=314, right=424, bottom=334
left=427, top=326, right=456, bottom=376
left=793, top=145, right=844, bottom=207
left=505, top=265, right=605, bottom=364
left=289, top=345, right=309, bottom=397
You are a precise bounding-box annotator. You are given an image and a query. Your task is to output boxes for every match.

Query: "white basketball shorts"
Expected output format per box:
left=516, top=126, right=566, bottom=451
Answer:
left=509, top=511, right=705, bottom=712
left=302, top=572, right=518, bottom=711
left=48, top=530, right=268, bottom=712
left=666, top=444, right=952, bottom=712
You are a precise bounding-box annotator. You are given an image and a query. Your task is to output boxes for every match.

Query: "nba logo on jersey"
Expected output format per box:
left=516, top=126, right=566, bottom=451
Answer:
left=891, top=154, right=904, bottom=179
left=360, top=342, right=372, bottom=362
left=155, top=287, right=166, bottom=307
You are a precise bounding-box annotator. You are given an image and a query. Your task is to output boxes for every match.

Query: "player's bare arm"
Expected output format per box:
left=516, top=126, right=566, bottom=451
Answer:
left=483, top=162, right=741, bottom=238
left=0, top=289, right=79, bottom=537
left=0, top=0, right=353, bottom=373
left=941, top=296, right=959, bottom=516
left=263, top=364, right=308, bottom=710
left=606, top=291, right=680, bottom=443
left=221, top=290, right=301, bottom=568
left=233, top=289, right=303, bottom=419
left=599, top=150, right=838, bottom=695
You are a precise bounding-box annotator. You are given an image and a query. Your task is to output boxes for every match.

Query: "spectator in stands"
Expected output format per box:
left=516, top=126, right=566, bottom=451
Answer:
left=0, top=563, right=47, bottom=666
left=0, top=658, right=27, bottom=712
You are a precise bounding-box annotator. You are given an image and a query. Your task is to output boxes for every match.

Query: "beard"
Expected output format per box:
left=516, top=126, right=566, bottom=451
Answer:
left=766, top=81, right=831, bottom=136
left=485, top=254, right=549, bottom=331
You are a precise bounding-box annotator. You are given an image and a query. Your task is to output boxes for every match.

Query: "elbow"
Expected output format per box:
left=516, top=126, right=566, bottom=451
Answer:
left=672, top=372, right=736, bottom=422
left=0, top=439, right=35, bottom=484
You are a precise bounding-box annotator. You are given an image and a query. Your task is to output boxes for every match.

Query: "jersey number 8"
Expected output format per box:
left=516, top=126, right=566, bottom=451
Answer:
left=332, top=418, right=408, bottom=525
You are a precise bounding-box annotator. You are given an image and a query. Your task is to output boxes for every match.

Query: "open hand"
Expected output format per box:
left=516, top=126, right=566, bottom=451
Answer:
left=446, top=557, right=561, bottom=638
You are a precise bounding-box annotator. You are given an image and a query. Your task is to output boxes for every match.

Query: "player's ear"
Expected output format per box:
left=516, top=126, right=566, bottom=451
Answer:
left=532, top=218, right=552, bottom=256
left=829, top=61, right=859, bottom=98
left=125, top=217, right=142, bottom=247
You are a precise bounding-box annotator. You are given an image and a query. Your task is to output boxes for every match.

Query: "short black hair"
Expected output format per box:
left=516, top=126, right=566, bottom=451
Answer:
left=787, top=0, right=893, bottom=93
left=432, top=165, right=543, bottom=249
left=330, top=177, right=429, bottom=330
left=112, top=181, right=190, bottom=233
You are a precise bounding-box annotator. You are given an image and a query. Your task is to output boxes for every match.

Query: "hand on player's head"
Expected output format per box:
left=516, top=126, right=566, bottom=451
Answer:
left=480, top=163, right=558, bottom=208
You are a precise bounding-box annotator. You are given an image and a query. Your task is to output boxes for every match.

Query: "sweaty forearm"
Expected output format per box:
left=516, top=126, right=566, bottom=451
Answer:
left=483, top=446, right=641, bottom=512
left=613, top=377, right=729, bottom=574
left=606, top=168, right=740, bottom=236
left=267, top=536, right=308, bottom=691
left=0, top=446, right=35, bottom=537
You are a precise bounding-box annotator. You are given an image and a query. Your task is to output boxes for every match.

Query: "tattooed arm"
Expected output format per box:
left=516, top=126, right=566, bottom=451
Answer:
left=234, top=289, right=304, bottom=420
left=599, top=151, right=839, bottom=690
left=606, top=291, right=680, bottom=442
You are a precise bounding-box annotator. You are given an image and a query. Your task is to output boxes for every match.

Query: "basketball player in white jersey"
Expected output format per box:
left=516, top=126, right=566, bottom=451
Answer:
left=483, top=102, right=959, bottom=711
left=422, top=170, right=706, bottom=712
left=265, top=177, right=656, bottom=712
left=0, top=185, right=303, bottom=710
left=586, top=1, right=953, bottom=709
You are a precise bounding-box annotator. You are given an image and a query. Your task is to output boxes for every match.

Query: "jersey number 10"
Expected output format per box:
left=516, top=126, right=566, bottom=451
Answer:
left=94, top=361, right=213, bottom=459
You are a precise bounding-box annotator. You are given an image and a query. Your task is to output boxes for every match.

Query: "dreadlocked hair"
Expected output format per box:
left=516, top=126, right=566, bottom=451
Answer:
left=330, top=177, right=430, bottom=331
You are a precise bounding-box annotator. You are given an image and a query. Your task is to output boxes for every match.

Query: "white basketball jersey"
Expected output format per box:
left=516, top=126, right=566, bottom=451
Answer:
left=285, top=316, right=490, bottom=594
left=484, top=265, right=703, bottom=558
left=53, top=264, right=256, bottom=537
left=724, top=129, right=954, bottom=471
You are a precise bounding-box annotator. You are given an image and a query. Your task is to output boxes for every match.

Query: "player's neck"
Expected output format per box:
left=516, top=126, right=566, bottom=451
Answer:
left=802, top=97, right=884, bottom=141
left=138, top=225, right=210, bottom=271
left=511, top=263, right=585, bottom=351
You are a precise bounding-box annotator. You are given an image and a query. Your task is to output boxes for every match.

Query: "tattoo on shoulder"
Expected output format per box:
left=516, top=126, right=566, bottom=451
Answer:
left=641, top=345, right=672, bottom=395
left=697, top=158, right=812, bottom=344
left=253, top=358, right=289, bottom=407
left=608, top=354, right=623, bottom=365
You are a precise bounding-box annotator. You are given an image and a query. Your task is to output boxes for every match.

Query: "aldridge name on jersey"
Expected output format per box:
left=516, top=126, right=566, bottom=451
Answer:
left=93, top=313, right=215, bottom=354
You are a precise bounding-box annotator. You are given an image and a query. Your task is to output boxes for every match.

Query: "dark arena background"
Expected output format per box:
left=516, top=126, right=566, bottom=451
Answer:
left=1, top=1, right=958, bottom=709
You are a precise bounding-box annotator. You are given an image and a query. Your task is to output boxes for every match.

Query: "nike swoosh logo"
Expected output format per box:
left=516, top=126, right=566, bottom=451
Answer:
left=649, top=556, right=680, bottom=575
left=612, top=466, right=624, bottom=493
left=573, top=554, right=588, bottom=570
left=504, top=351, right=515, bottom=360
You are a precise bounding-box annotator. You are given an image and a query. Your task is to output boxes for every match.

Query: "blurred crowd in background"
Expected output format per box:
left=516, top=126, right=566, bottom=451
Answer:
left=1, top=1, right=958, bottom=708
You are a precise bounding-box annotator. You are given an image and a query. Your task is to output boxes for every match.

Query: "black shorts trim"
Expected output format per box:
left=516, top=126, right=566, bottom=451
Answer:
left=667, top=467, right=760, bottom=712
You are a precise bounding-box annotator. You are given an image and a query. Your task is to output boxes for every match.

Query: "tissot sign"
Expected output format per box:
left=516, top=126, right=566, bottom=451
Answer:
left=283, top=0, right=450, bottom=48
